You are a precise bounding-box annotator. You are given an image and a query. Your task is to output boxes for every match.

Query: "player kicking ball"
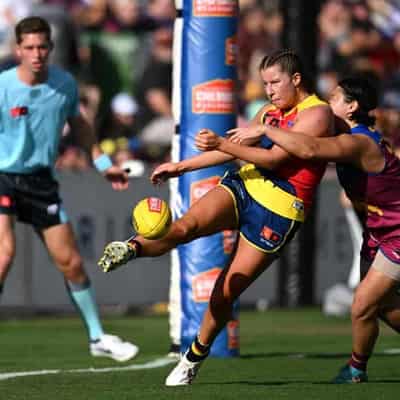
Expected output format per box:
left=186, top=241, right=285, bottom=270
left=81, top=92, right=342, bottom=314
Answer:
left=99, top=50, right=334, bottom=384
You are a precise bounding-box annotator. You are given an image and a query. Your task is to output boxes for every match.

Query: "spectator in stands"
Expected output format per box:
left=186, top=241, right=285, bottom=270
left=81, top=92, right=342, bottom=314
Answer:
left=101, top=92, right=139, bottom=140
left=135, top=20, right=173, bottom=131
left=35, top=1, right=81, bottom=73
left=0, top=0, right=33, bottom=66
left=147, top=0, right=176, bottom=21
left=237, top=5, right=282, bottom=84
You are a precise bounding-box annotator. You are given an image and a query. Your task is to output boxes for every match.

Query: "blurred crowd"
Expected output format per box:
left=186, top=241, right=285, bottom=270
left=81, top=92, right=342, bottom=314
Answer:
left=240, top=0, right=400, bottom=155
left=1, top=0, right=400, bottom=173
left=0, top=0, right=175, bottom=172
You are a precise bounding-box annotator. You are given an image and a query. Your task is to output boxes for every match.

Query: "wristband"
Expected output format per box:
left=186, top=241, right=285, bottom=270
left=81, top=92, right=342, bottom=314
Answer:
left=93, top=154, right=113, bottom=172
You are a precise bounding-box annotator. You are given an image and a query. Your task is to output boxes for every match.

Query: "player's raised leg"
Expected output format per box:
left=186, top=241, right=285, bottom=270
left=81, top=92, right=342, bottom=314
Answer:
left=99, top=186, right=238, bottom=272
left=42, top=222, right=139, bottom=362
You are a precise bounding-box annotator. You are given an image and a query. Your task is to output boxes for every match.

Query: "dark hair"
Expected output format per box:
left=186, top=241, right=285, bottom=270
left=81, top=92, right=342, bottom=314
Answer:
left=339, top=76, right=378, bottom=126
left=259, top=49, right=312, bottom=92
left=15, top=16, right=52, bottom=44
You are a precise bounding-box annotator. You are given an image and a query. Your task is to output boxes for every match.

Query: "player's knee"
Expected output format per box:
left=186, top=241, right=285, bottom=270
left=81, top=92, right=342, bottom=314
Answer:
left=209, top=289, right=233, bottom=316
left=351, top=291, right=378, bottom=321
left=0, top=239, right=16, bottom=271
left=208, top=273, right=245, bottom=317
left=173, top=216, right=198, bottom=242
left=55, top=250, right=84, bottom=281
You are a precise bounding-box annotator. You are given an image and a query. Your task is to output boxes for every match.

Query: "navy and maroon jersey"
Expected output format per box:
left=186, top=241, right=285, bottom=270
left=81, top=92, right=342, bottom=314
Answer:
left=336, top=124, right=400, bottom=239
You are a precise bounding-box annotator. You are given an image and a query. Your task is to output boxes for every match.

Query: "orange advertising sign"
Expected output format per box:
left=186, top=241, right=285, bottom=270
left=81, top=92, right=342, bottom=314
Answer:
left=225, top=35, right=237, bottom=66
left=227, top=320, right=240, bottom=349
left=192, top=79, right=235, bottom=114
left=193, top=0, right=238, bottom=17
left=190, top=176, right=221, bottom=205
left=192, top=268, right=221, bottom=302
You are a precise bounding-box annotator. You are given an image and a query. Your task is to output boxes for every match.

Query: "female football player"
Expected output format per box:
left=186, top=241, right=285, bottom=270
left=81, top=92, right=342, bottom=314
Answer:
left=229, top=76, right=400, bottom=384
left=98, top=49, right=334, bottom=385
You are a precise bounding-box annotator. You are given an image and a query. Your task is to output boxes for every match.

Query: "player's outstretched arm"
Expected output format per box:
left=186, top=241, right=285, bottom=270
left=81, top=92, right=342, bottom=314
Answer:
left=195, top=128, right=291, bottom=170
left=151, top=141, right=234, bottom=184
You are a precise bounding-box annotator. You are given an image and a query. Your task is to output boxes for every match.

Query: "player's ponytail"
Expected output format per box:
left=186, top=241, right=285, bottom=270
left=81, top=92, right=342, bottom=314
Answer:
left=339, top=77, right=378, bottom=127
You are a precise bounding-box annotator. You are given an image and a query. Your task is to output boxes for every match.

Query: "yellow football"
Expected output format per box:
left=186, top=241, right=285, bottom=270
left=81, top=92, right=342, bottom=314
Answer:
left=132, top=197, right=172, bottom=239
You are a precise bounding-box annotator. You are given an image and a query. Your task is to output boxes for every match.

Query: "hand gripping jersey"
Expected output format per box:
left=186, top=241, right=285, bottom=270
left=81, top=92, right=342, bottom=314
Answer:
left=336, top=124, right=400, bottom=239
left=238, top=94, right=328, bottom=215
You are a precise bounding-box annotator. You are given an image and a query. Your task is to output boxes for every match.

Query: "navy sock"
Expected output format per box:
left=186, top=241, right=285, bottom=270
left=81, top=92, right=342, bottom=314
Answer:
left=186, top=335, right=210, bottom=362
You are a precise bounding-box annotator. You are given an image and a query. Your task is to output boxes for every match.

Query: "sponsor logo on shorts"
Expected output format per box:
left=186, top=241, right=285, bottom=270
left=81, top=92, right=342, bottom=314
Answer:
left=47, top=204, right=59, bottom=215
left=190, top=176, right=220, bottom=205
left=192, top=268, right=221, bottom=302
left=225, top=36, right=237, bottom=65
left=192, top=80, right=235, bottom=114
left=193, top=0, right=237, bottom=17
left=10, top=106, right=28, bottom=118
left=147, top=197, right=162, bottom=213
left=0, top=195, right=12, bottom=207
left=292, top=200, right=304, bottom=212
left=261, top=226, right=281, bottom=243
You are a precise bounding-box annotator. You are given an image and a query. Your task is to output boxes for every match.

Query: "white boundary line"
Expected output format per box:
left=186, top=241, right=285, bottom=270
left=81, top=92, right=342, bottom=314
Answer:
left=382, top=348, right=400, bottom=355
left=0, top=357, right=177, bottom=381
left=3, top=349, right=399, bottom=381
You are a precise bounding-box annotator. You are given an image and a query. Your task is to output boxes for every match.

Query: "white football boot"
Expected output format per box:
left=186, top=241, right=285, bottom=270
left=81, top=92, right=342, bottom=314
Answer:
left=90, top=334, right=139, bottom=362
left=98, top=241, right=137, bottom=273
left=165, top=353, right=203, bottom=386
left=167, top=343, right=182, bottom=360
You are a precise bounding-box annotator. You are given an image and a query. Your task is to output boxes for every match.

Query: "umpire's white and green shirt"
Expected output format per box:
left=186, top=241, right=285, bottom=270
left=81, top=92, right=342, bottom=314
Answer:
left=0, top=65, right=80, bottom=173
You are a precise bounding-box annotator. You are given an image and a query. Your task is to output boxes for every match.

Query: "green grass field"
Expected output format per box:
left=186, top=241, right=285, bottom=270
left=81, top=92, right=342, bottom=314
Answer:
left=0, top=309, right=399, bottom=400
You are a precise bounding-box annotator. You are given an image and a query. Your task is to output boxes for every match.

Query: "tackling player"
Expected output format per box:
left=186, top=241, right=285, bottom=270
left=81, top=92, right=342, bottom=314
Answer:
left=230, top=76, right=400, bottom=383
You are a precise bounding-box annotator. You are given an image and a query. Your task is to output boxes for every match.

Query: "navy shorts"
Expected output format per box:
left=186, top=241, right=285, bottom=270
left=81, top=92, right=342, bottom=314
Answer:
left=0, top=168, right=68, bottom=230
left=220, top=171, right=301, bottom=253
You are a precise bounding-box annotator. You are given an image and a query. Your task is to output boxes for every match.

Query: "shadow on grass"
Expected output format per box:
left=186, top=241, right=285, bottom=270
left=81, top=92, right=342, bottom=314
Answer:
left=240, top=351, right=400, bottom=360
left=204, top=378, right=400, bottom=386
left=210, top=380, right=328, bottom=385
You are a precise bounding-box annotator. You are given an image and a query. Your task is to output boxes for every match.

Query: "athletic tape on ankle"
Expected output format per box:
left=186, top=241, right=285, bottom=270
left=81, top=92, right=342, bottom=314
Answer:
left=94, top=154, right=113, bottom=172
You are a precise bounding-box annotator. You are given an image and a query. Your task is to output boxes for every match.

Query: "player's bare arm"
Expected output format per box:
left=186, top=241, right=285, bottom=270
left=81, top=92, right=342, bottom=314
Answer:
left=225, top=105, right=273, bottom=146
left=263, top=126, right=384, bottom=173
left=68, top=108, right=101, bottom=159
left=229, top=104, right=333, bottom=142
left=68, top=113, right=129, bottom=190
left=151, top=140, right=234, bottom=184
left=196, top=105, right=334, bottom=170
left=195, top=129, right=291, bottom=170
